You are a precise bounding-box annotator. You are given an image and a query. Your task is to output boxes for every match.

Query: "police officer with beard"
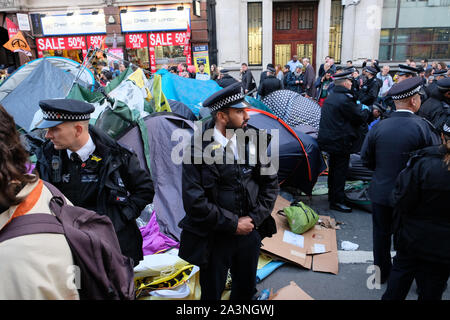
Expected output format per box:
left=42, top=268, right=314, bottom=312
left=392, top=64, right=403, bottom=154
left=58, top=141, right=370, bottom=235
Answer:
left=318, top=70, right=371, bottom=213
left=178, top=82, right=279, bottom=300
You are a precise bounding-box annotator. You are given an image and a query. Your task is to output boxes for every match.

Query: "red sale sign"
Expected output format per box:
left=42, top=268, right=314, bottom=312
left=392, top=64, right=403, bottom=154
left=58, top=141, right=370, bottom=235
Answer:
left=148, top=32, right=188, bottom=47
left=6, top=18, right=19, bottom=39
left=36, top=36, right=87, bottom=58
left=86, top=35, right=107, bottom=49
left=125, top=33, right=148, bottom=49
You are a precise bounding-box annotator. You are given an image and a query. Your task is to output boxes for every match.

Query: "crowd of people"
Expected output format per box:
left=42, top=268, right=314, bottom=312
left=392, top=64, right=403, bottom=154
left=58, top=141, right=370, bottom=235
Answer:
left=0, top=50, right=449, bottom=301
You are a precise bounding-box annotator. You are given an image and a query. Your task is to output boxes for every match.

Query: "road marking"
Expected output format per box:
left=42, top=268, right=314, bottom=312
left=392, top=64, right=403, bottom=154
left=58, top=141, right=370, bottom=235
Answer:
left=338, top=250, right=397, bottom=264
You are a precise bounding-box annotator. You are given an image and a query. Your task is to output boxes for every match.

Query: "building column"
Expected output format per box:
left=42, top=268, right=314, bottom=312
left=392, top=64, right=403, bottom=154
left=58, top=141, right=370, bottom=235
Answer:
left=341, top=3, right=356, bottom=64
left=262, top=0, right=272, bottom=68
left=316, top=0, right=331, bottom=72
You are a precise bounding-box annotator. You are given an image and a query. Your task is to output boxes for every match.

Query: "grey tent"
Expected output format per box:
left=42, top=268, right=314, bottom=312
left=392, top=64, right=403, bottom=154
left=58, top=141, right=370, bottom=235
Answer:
left=117, top=113, right=195, bottom=241
left=262, top=89, right=321, bottom=130
left=0, top=60, right=75, bottom=131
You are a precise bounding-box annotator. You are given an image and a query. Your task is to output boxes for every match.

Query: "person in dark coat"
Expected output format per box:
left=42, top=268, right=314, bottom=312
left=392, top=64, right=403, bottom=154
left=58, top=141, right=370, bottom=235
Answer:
left=318, top=71, right=371, bottom=213
left=382, top=118, right=450, bottom=300
left=257, top=66, right=282, bottom=98
left=426, top=69, right=447, bottom=95
left=302, top=58, right=316, bottom=98
left=419, top=78, right=450, bottom=132
left=360, top=77, right=442, bottom=284
left=216, top=69, right=238, bottom=88
left=241, top=63, right=256, bottom=94
left=259, top=63, right=275, bottom=87
left=286, top=66, right=305, bottom=94
left=358, top=65, right=382, bottom=107
left=178, top=82, right=279, bottom=300
left=34, top=99, right=155, bottom=266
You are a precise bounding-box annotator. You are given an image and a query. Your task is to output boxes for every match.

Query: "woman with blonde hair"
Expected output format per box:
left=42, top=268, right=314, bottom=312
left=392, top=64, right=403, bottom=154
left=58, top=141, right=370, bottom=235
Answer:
left=0, top=105, right=79, bottom=300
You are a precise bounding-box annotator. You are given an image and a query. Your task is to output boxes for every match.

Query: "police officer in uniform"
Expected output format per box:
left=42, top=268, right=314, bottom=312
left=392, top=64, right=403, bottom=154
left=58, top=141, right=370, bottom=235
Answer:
left=257, top=66, right=282, bottom=98
left=419, top=77, right=450, bottom=131
left=358, top=65, right=381, bottom=107
left=426, top=69, right=447, bottom=94
left=216, top=69, right=238, bottom=88
left=360, top=77, right=441, bottom=284
left=35, top=99, right=155, bottom=266
left=178, top=82, right=279, bottom=300
left=382, top=118, right=450, bottom=300
left=318, top=71, right=371, bottom=213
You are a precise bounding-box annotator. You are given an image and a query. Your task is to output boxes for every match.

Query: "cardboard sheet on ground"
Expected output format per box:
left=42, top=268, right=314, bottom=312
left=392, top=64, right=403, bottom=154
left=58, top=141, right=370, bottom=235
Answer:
left=269, top=281, right=314, bottom=300
left=261, top=196, right=339, bottom=274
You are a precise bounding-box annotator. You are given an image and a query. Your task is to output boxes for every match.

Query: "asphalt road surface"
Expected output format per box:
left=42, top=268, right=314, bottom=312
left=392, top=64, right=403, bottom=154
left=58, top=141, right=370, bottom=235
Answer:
left=255, top=179, right=450, bottom=300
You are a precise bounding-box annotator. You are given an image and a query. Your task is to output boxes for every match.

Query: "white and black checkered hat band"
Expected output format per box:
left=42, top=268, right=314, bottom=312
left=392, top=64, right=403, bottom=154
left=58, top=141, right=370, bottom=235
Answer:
left=42, top=110, right=91, bottom=121
left=391, top=85, right=421, bottom=100
left=443, top=123, right=450, bottom=134
left=209, top=92, right=245, bottom=112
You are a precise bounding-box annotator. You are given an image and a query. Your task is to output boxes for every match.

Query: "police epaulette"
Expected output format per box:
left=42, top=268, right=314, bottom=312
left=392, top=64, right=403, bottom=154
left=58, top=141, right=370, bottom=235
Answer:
left=420, top=117, right=440, bottom=134
left=345, top=93, right=354, bottom=99
left=117, top=142, right=135, bottom=154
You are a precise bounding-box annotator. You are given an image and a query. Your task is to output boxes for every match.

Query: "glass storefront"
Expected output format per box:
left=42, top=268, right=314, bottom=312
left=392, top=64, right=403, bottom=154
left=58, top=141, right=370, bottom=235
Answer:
left=154, top=45, right=186, bottom=69
left=379, top=0, right=450, bottom=61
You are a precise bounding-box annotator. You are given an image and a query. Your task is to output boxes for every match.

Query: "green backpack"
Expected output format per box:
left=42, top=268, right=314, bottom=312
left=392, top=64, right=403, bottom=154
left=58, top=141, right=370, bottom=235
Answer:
left=280, top=202, right=319, bottom=235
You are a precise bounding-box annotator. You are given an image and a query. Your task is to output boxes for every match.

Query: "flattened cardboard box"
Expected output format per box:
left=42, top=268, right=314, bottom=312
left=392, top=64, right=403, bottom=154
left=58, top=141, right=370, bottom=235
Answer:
left=261, top=196, right=339, bottom=275
left=269, top=281, right=314, bottom=300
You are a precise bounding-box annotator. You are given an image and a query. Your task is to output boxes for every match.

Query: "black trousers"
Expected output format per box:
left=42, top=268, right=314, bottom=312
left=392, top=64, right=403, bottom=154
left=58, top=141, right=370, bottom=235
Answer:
left=382, top=250, right=450, bottom=300
left=200, top=230, right=261, bottom=300
left=372, top=202, right=393, bottom=281
left=327, top=152, right=350, bottom=204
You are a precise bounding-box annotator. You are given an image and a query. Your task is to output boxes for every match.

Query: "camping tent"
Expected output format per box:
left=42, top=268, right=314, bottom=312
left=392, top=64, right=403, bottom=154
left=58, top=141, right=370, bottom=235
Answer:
left=117, top=113, right=195, bottom=241
left=0, top=59, right=75, bottom=131
left=0, top=56, right=94, bottom=102
left=261, top=90, right=321, bottom=130
left=247, top=109, right=326, bottom=195
left=156, top=69, right=222, bottom=116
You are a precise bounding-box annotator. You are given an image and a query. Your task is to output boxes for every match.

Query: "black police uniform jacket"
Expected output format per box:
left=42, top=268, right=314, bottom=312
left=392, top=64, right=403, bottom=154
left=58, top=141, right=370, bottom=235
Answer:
left=36, top=125, right=155, bottom=265
left=418, top=87, right=449, bottom=131
left=258, top=75, right=282, bottom=98
left=216, top=74, right=238, bottom=88
left=391, top=145, right=450, bottom=264
left=360, top=112, right=441, bottom=206
left=358, top=76, right=381, bottom=106
left=178, top=119, right=279, bottom=267
left=318, top=85, right=369, bottom=154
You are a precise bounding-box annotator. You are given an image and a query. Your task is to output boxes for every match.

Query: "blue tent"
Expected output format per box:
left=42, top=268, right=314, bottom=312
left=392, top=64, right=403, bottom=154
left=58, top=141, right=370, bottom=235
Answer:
left=0, top=59, right=75, bottom=131
left=155, top=69, right=221, bottom=116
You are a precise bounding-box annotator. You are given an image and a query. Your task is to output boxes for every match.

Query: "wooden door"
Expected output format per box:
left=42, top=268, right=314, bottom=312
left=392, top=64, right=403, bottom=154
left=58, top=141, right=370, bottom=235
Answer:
left=273, top=2, right=318, bottom=68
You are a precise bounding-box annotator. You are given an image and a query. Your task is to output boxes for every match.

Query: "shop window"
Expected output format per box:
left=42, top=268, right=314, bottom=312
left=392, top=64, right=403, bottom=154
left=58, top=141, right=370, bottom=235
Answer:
left=379, top=0, right=450, bottom=61
left=275, top=6, right=291, bottom=30
left=298, top=6, right=314, bottom=30
left=248, top=2, right=262, bottom=66
left=154, top=45, right=186, bottom=69
left=329, top=0, right=343, bottom=64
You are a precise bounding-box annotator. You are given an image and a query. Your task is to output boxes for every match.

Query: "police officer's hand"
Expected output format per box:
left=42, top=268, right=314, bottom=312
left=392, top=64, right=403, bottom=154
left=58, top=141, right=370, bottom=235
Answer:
left=235, top=216, right=255, bottom=235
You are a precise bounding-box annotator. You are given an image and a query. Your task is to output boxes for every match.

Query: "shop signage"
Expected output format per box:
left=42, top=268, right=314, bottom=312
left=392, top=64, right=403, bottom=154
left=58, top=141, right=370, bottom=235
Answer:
left=86, top=35, right=107, bottom=49
left=36, top=36, right=86, bottom=51
left=148, top=31, right=188, bottom=47
left=6, top=18, right=19, bottom=38
left=193, top=45, right=210, bottom=75
left=16, top=13, right=31, bottom=31
left=125, top=33, right=148, bottom=49
left=120, top=8, right=190, bottom=32
left=41, top=13, right=106, bottom=36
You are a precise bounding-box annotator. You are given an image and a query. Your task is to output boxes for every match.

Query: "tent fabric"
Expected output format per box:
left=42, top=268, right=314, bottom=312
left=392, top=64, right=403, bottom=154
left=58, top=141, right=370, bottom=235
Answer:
left=0, top=57, right=94, bottom=101
left=244, top=96, right=274, bottom=114
left=156, top=69, right=222, bottom=117
left=1, top=60, right=74, bottom=131
left=247, top=108, right=326, bottom=195
left=168, top=99, right=197, bottom=121
left=262, top=90, right=321, bottom=130
left=118, top=113, right=195, bottom=241
left=140, top=211, right=180, bottom=256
